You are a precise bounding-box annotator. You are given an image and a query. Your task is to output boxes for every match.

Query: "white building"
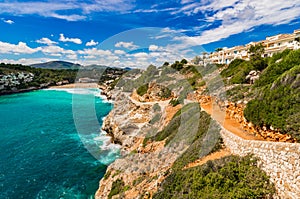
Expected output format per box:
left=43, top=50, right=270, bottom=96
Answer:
left=208, top=29, right=300, bottom=65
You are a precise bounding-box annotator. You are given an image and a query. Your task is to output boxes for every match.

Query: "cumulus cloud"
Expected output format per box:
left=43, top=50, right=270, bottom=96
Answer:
left=36, top=37, right=58, bottom=45
left=85, top=39, right=99, bottom=46
left=0, top=41, right=41, bottom=54
left=59, top=34, right=82, bottom=44
left=115, top=41, right=138, bottom=50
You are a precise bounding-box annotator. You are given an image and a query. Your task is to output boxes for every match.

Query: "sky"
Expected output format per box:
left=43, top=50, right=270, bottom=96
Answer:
left=0, top=0, right=300, bottom=68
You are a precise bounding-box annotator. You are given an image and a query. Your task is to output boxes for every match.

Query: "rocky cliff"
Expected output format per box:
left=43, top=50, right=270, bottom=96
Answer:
left=96, top=86, right=184, bottom=199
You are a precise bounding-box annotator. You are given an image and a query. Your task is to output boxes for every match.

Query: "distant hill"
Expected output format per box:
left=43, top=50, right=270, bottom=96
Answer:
left=30, top=61, right=82, bottom=70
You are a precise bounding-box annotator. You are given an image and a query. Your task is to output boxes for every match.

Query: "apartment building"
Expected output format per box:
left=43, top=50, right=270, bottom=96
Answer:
left=209, top=29, right=300, bottom=65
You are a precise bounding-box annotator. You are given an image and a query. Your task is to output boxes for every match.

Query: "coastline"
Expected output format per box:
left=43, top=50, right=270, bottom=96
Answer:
left=0, top=83, right=100, bottom=96
left=0, top=87, right=40, bottom=96
left=49, top=82, right=100, bottom=89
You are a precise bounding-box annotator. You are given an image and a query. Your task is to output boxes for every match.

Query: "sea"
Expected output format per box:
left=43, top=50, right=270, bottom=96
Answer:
left=0, top=88, right=120, bottom=199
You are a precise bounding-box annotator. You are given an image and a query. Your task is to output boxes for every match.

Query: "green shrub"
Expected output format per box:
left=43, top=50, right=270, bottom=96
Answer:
left=244, top=64, right=300, bottom=140
left=152, top=103, right=161, bottom=112
left=137, top=83, right=149, bottom=96
left=169, top=98, right=180, bottom=107
left=255, top=49, right=300, bottom=87
left=159, top=87, right=172, bottom=99
left=108, top=178, right=125, bottom=199
left=154, top=155, right=275, bottom=199
left=149, top=113, right=161, bottom=124
left=103, top=170, right=111, bottom=180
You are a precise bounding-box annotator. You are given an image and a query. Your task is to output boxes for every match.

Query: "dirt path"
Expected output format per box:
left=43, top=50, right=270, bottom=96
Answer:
left=201, top=100, right=263, bottom=141
left=184, top=148, right=231, bottom=169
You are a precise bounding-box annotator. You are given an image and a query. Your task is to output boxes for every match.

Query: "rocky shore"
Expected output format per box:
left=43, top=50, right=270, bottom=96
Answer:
left=95, top=80, right=188, bottom=198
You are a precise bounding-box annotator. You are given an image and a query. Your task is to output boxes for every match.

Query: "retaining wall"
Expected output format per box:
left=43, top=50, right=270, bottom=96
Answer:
left=220, top=128, right=300, bottom=199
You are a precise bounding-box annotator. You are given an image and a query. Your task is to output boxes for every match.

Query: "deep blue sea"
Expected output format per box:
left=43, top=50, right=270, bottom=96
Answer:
left=0, top=88, right=119, bottom=199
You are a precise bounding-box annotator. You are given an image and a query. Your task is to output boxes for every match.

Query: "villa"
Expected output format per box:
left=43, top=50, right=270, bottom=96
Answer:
left=209, top=29, right=300, bottom=64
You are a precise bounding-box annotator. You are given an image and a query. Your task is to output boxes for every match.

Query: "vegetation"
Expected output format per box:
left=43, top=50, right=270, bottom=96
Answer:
left=159, top=86, right=172, bottom=99
left=144, top=103, right=202, bottom=144
left=103, top=170, right=111, bottom=180
left=221, top=59, right=255, bottom=84
left=248, top=43, right=267, bottom=71
left=149, top=113, right=162, bottom=125
left=108, top=178, right=126, bottom=199
left=171, top=59, right=188, bottom=70
left=144, top=102, right=222, bottom=172
left=152, top=103, right=161, bottom=112
left=219, top=49, right=300, bottom=141
left=154, top=155, right=275, bottom=199
left=137, top=83, right=149, bottom=96
left=0, top=63, right=78, bottom=89
left=254, top=49, right=300, bottom=87
left=244, top=64, right=300, bottom=140
left=169, top=98, right=180, bottom=107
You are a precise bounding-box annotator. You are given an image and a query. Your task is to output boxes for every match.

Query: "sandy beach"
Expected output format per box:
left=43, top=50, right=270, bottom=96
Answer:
left=49, top=83, right=99, bottom=89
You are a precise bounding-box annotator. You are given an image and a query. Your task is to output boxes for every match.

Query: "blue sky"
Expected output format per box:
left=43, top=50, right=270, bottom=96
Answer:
left=0, top=0, right=300, bottom=68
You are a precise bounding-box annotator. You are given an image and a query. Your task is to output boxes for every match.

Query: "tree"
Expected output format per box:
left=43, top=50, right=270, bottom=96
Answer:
left=180, top=59, right=188, bottom=64
left=249, top=43, right=265, bottom=58
left=163, top=62, right=169, bottom=66
left=248, top=43, right=267, bottom=71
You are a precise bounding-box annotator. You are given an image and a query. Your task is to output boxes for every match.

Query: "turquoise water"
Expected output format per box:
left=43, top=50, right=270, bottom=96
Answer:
left=0, top=88, right=119, bottom=199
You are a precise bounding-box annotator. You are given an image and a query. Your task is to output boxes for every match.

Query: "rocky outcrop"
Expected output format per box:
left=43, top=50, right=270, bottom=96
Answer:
left=131, top=82, right=174, bottom=102
left=96, top=87, right=184, bottom=199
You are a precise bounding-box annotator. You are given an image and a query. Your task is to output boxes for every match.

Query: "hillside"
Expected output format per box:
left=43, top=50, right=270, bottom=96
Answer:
left=95, top=62, right=277, bottom=199
left=30, top=61, right=81, bottom=69
left=221, top=48, right=300, bottom=141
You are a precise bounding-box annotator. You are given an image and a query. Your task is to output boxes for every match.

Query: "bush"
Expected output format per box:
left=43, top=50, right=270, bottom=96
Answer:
left=137, top=83, right=149, bottom=96
left=169, top=98, right=180, bottom=107
left=159, top=87, right=172, bottom=99
left=255, top=49, right=300, bottom=87
left=244, top=64, right=300, bottom=140
left=108, top=178, right=125, bottom=199
left=154, top=155, right=275, bottom=199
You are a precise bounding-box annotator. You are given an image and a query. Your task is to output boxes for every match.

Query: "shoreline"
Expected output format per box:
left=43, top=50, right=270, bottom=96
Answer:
left=49, top=82, right=100, bottom=89
left=0, top=83, right=100, bottom=96
left=0, top=87, right=40, bottom=96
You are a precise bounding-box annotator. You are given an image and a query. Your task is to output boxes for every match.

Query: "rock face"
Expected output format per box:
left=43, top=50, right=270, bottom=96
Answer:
left=131, top=82, right=174, bottom=102
left=221, top=128, right=300, bottom=199
left=246, top=70, right=260, bottom=84
left=96, top=88, right=183, bottom=199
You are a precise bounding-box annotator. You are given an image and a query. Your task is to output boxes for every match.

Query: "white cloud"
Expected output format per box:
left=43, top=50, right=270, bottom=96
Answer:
left=66, top=54, right=78, bottom=60
left=148, top=44, right=165, bottom=52
left=115, top=41, right=138, bottom=50
left=36, top=37, right=57, bottom=45
left=78, top=48, right=113, bottom=57
left=59, top=34, right=82, bottom=44
left=50, top=13, right=86, bottom=21
left=0, top=1, right=134, bottom=21
left=0, top=41, right=41, bottom=54
left=0, top=58, right=57, bottom=65
left=2, top=19, right=14, bottom=24
left=170, top=0, right=300, bottom=48
left=114, top=50, right=126, bottom=55
left=86, top=39, right=99, bottom=46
